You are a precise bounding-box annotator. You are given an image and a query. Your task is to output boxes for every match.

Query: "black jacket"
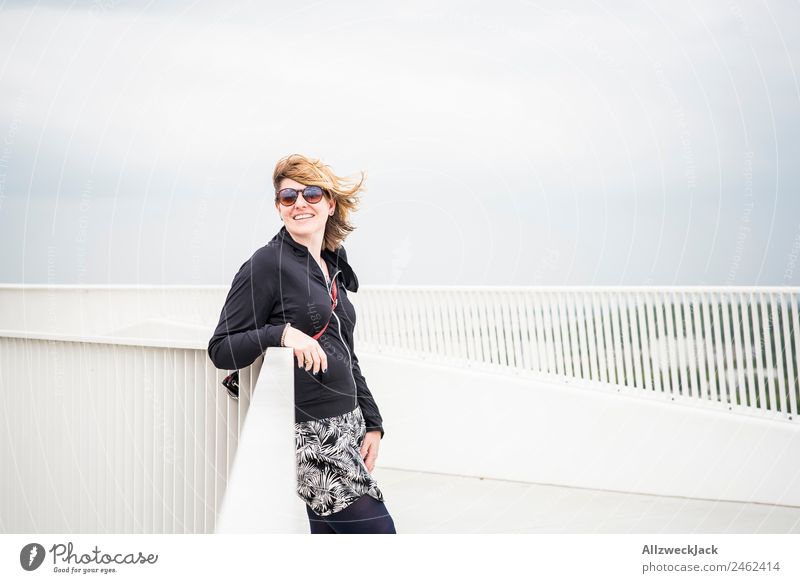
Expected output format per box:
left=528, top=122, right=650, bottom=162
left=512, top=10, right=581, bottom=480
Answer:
left=207, top=226, right=384, bottom=438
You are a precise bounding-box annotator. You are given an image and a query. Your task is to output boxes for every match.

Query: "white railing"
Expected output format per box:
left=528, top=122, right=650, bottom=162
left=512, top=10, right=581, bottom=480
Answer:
left=2, top=284, right=799, bottom=533
left=356, top=286, right=800, bottom=422
left=0, top=333, right=263, bottom=534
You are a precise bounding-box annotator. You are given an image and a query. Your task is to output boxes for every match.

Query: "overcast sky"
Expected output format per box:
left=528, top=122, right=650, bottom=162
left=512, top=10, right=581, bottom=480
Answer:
left=1, top=0, right=799, bottom=286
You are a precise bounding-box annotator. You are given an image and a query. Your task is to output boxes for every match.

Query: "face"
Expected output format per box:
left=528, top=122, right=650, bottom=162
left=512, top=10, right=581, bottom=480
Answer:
left=276, top=177, right=335, bottom=239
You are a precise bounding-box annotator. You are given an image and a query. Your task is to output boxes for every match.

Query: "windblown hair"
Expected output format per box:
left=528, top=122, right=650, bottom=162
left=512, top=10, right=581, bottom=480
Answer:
left=273, top=154, right=366, bottom=252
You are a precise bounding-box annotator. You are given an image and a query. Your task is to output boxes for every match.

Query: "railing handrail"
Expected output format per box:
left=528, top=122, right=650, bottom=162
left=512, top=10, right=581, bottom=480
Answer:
left=2, top=284, right=800, bottom=293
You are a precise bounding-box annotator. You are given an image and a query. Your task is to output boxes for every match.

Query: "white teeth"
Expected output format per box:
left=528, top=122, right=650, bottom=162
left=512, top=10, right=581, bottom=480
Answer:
left=293, top=214, right=313, bottom=220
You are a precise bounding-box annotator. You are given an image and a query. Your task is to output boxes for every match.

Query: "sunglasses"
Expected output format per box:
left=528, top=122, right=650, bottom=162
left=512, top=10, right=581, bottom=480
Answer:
left=275, top=185, right=326, bottom=206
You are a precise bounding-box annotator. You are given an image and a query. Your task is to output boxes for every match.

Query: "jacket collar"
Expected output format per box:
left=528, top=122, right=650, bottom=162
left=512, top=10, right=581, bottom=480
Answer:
left=276, top=226, right=360, bottom=292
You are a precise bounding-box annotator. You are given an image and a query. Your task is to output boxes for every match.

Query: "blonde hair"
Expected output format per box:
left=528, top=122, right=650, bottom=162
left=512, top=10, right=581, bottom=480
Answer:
left=273, top=154, right=366, bottom=252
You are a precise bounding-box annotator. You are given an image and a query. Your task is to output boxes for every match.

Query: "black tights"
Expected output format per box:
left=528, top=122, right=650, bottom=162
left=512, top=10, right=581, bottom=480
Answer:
left=306, top=494, right=397, bottom=534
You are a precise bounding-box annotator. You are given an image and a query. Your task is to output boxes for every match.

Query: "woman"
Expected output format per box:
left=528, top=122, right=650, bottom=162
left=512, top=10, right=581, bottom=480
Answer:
left=208, top=154, right=396, bottom=534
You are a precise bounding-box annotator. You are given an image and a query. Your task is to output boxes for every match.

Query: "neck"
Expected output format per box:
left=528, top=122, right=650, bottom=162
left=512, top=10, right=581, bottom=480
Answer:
left=290, top=229, right=324, bottom=262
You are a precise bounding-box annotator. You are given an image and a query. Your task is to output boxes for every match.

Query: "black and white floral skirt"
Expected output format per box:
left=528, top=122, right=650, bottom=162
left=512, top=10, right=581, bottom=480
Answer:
left=295, top=406, right=385, bottom=516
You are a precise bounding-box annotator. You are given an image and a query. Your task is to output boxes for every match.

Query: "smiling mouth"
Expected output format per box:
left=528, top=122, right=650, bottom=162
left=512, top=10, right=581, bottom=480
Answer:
left=293, top=214, right=314, bottom=221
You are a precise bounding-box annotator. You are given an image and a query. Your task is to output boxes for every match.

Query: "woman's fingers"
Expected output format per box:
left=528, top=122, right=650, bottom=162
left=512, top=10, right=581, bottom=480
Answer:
left=361, top=436, right=379, bottom=473
left=284, top=328, right=329, bottom=373
left=309, top=349, right=322, bottom=374
left=295, top=345, right=328, bottom=374
left=317, top=345, right=328, bottom=372
left=365, top=448, right=377, bottom=473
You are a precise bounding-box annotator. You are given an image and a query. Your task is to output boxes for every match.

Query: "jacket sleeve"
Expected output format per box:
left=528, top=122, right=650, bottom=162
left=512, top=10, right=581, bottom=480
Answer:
left=336, top=245, right=385, bottom=439
left=352, top=350, right=385, bottom=439
left=207, top=247, right=287, bottom=370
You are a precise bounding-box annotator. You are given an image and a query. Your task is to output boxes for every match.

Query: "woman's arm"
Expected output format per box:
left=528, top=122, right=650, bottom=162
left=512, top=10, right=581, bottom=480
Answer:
left=207, top=248, right=287, bottom=370
left=352, top=350, right=385, bottom=439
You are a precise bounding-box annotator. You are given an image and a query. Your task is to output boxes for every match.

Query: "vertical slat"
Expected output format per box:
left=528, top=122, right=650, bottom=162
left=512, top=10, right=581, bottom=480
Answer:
left=600, top=293, right=616, bottom=384
left=431, top=293, right=446, bottom=360
left=420, top=290, right=433, bottom=356
left=522, top=291, right=537, bottom=372
left=477, top=290, right=492, bottom=366
left=790, top=295, right=800, bottom=418
left=400, top=290, right=414, bottom=354
left=463, top=290, right=478, bottom=363
left=154, top=350, right=165, bottom=534
left=759, top=293, right=776, bottom=414
left=457, top=290, right=472, bottom=362
left=134, top=347, right=144, bottom=532
left=537, top=293, right=554, bottom=375
left=204, top=364, right=214, bottom=533
left=674, top=292, right=689, bottom=396
left=116, top=345, right=127, bottom=533
left=730, top=292, right=747, bottom=410
left=770, top=293, right=788, bottom=415
left=586, top=292, right=601, bottom=383
left=495, top=291, right=511, bottom=367
left=565, top=293, right=582, bottom=378
left=663, top=292, right=679, bottom=397
left=779, top=293, right=796, bottom=418
left=555, top=292, right=572, bottom=377
left=414, top=289, right=425, bottom=354
left=214, top=362, right=222, bottom=533
left=372, top=291, right=383, bottom=349
left=445, top=291, right=458, bottom=360
left=385, top=291, right=398, bottom=352
left=576, top=293, right=591, bottom=381
left=408, top=290, right=420, bottom=354
left=655, top=291, right=670, bottom=394
left=0, top=340, right=7, bottom=531
left=593, top=293, right=609, bottom=383
left=546, top=293, right=564, bottom=376
left=681, top=292, right=698, bottom=399
left=512, top=292, right=528, bottom=371
left=628, top=293, right=644, bottom=389
left=691, top=292, right=709, bottom=403
left=608, top=294, right=625, bottom=386
left=645, top=292, right=662, bottom=394
left=389, top=290, right=403, bottom=353
left=618, top=293, right=635, bottom=388
left=635, top=292, right=652, bottom=390
left=720, top=292, right=736, bottom=408
left=426, top=289, right=438, bottom=355
left=751, top=292, right=768, bottom=411
left=167, top=349, right=177, bottom=533
left=383, top=290, right=395, bottom=351
left=741, top=294, right=757, bottom=408
left=193, top=353, right=204, bottom=533
left=532, top=292, right=550, bottom=374
left=701, top=292, right=717, bottom=403
left=557, top=293, right=574, bottom=377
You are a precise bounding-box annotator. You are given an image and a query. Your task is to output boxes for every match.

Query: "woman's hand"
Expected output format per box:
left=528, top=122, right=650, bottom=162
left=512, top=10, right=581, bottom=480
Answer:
left=360, top=431, right=381, bottom=473
left=282, top=325, right=328, bottom=374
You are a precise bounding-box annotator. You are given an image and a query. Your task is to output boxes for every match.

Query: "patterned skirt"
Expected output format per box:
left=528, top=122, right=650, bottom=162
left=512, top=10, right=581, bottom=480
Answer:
left=295, top=406, right=385, bottom=516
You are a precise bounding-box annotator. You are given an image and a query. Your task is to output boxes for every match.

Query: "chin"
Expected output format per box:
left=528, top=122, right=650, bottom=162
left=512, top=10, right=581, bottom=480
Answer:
left=288, top=219, right=323, bottom=233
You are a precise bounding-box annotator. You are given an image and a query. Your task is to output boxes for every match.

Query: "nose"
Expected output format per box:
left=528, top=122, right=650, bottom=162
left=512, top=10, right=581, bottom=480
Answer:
left=293, top=192, right=310, bottom=208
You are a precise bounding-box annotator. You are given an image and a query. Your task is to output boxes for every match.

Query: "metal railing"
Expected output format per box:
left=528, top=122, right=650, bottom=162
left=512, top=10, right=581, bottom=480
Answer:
left=0, top=333, right=260, bottom=533
left=356, top=287, right=800, bottom=422
left=3, top=284, right=799, bottom=534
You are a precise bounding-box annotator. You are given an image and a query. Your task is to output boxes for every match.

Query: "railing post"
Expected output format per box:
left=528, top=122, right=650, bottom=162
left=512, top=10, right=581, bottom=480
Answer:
left=215, top=348, right=305, bottom=533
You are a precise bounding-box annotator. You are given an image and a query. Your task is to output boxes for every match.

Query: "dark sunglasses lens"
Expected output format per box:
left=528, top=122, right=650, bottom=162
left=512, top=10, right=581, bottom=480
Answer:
left=278, top=189, right=298, bottom=206
left=303, top=186, right=324, bottom=203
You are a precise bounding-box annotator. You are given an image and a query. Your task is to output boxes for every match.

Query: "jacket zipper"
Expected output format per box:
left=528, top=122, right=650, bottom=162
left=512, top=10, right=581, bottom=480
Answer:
left=314, top=260, right=359, bottom=410
left=332, top=309, right=358, bottom=410
left=314, top=259, right=358, bottom=409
